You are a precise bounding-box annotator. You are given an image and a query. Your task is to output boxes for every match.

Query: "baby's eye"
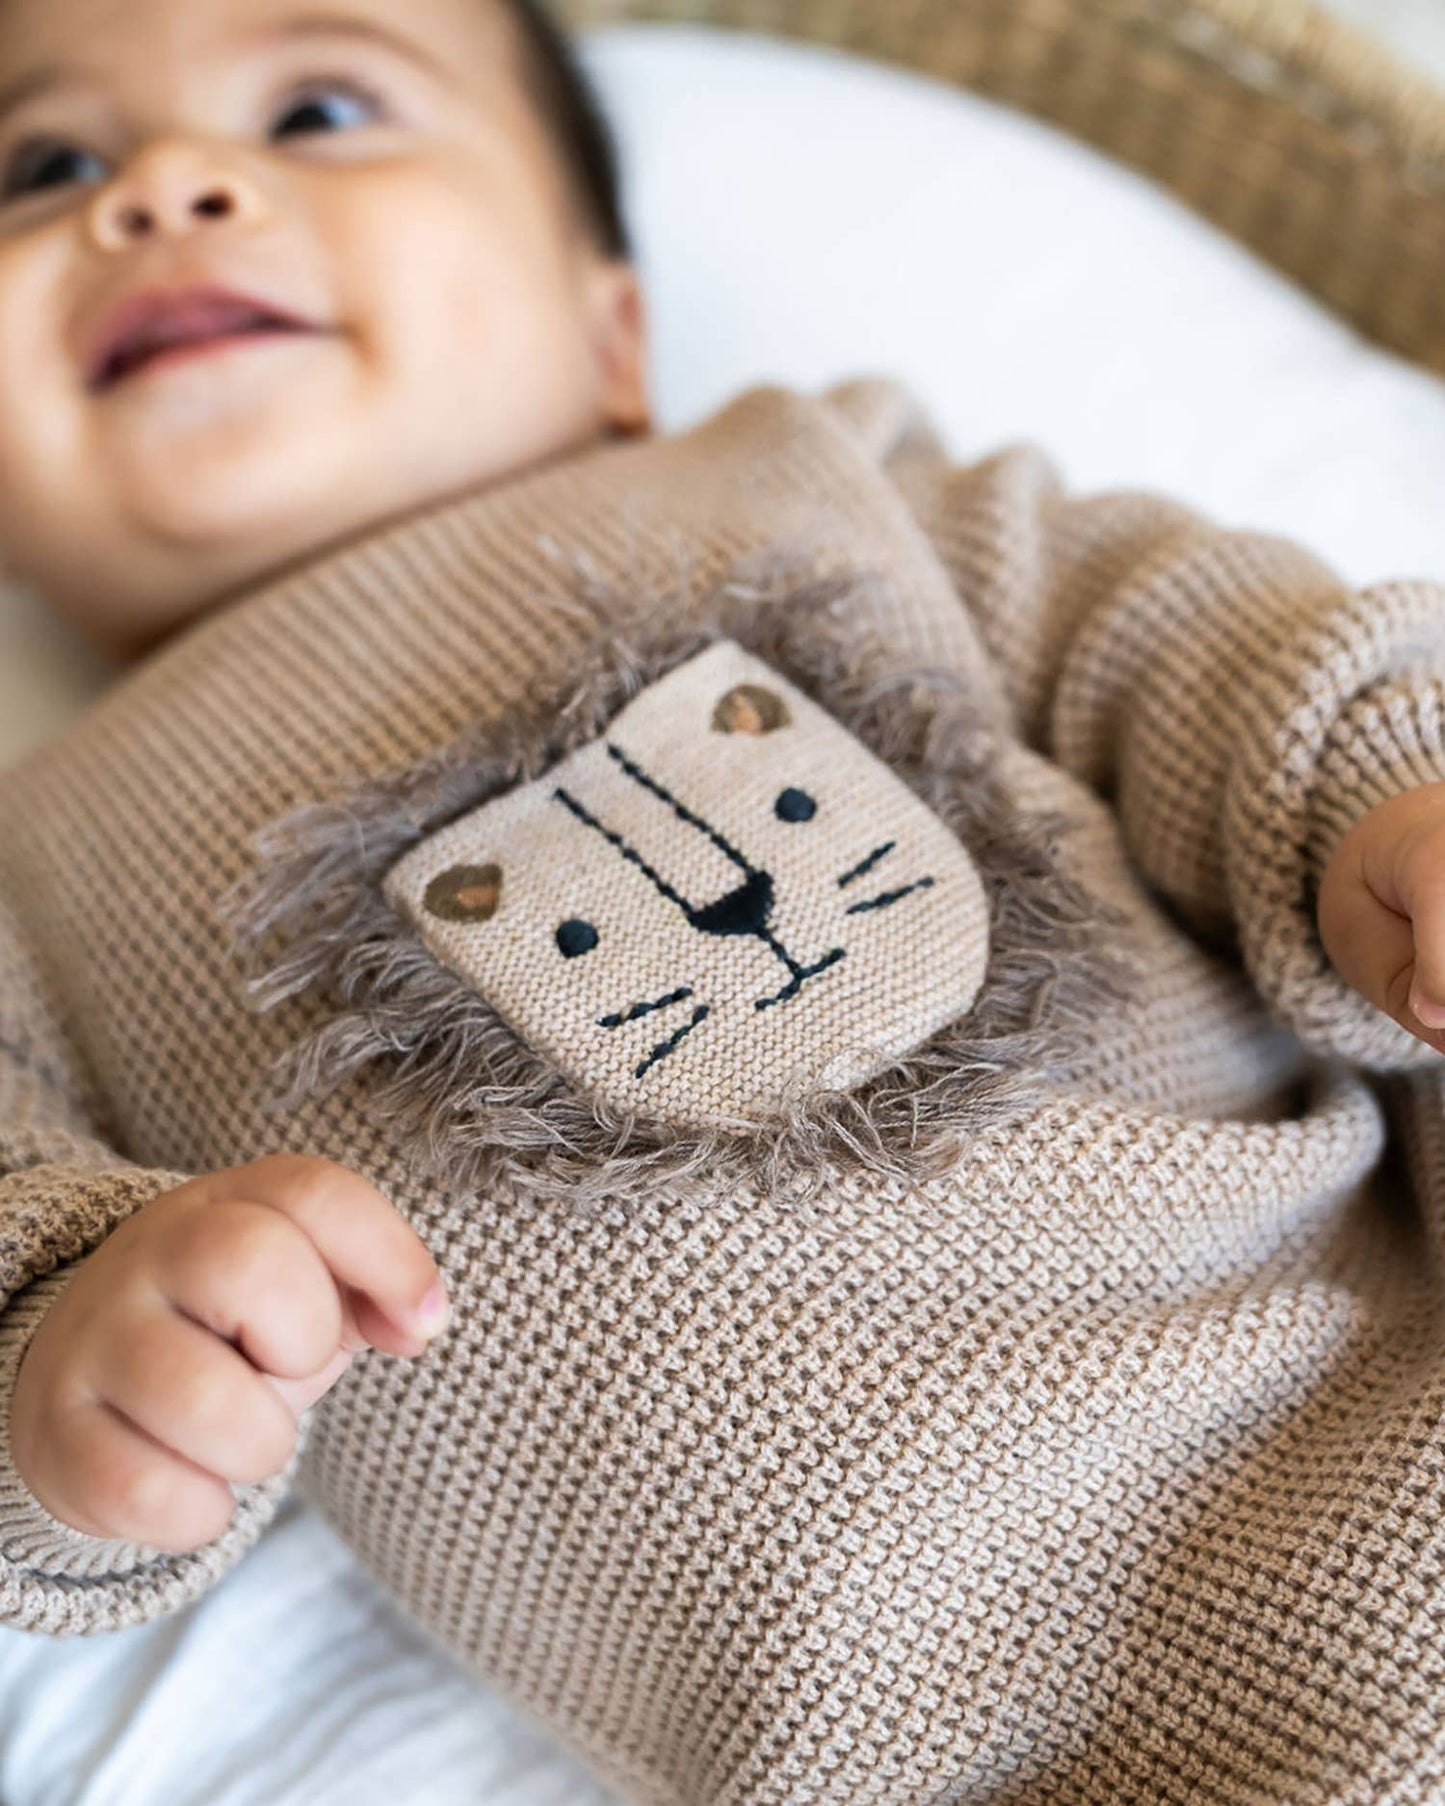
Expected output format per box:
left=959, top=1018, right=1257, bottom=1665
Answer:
left=271, top=79, right=387, bottom=140
left=0, top=73, right=390, bottom=204
left=1, top=139, right=108, bottom=202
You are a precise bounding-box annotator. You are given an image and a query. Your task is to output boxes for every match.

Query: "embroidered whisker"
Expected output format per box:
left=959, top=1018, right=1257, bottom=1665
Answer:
left=635, top=1004, right=711, bottom=1079
left=599, top=985, right=695, bottom=1028
left=838, top=841, right=895, bottom=887
left=844, top=876, right=936, bottom=915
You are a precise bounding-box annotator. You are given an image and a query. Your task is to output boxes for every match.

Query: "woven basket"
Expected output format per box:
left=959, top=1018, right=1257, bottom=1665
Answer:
left=559, top=0, right=1445, bottom=379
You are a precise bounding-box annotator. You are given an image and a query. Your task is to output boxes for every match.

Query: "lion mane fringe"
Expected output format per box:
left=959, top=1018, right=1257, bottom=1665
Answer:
left=216, top=545, right=1139, bottom=1218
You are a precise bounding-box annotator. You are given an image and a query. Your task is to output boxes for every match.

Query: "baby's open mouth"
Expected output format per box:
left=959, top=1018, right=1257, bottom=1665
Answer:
left=86, top=288, right=326, bottom=394
left=98, top=317, right=306, bottom=391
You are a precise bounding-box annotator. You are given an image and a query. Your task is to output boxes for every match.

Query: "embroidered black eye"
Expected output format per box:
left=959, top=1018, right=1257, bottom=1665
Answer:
left=775, top=787, right=816, bottom=823
left=557, top=918, right=599, bottom=958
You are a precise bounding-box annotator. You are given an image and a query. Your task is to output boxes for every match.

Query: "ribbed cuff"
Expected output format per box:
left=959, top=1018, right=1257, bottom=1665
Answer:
left=1306, top=666, right=1445, bottom=890
left=0, top=1264, right=176, bottom=1575
left=820, top=374, right=949, bottom=472
left=1226, top=579, right=1445, bottom=1072
left=0, top=1218, right=310, bottom=1635
left=0, top=1162, right=200, bottom=1583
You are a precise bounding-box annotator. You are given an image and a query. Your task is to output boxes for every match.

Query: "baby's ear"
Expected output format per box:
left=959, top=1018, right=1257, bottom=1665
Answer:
left=584, top=259, right=651, bottom=440
left=712, top=684, right=792, bottom=735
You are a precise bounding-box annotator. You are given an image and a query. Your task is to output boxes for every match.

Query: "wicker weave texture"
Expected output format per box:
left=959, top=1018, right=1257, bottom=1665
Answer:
left=562, top=0, right=1445, bottom=377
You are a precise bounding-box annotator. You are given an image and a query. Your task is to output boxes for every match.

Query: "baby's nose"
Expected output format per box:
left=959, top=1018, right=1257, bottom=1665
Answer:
left=87, top=140, right=267, bottom=252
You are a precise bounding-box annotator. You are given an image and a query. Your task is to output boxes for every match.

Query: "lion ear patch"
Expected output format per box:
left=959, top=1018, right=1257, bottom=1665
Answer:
left=423, top=863, right=503, bottom=924
left=713, top=683, right=791, bottom=735
left=381, top=639, right=993, bottom=1129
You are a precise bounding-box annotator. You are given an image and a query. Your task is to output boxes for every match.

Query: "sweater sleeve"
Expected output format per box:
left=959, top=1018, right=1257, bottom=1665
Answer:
left=886, top=427, right=1445, bottom=1072
left=0, top=883, right=308, bottom=1635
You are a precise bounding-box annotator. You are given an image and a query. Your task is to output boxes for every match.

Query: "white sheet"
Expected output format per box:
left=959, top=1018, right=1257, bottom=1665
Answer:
left=4, top=21, right=1445, bottom=1805
left=0, top=1496, right=619, bottom=1805
left=1320, top=0, right=1445, bottom=83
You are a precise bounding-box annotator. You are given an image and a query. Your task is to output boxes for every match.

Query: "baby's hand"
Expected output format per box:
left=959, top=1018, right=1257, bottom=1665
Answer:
left=1317, top=780, right=1445, bottom=1054
left=8, top=1154, right=450, bottom=1554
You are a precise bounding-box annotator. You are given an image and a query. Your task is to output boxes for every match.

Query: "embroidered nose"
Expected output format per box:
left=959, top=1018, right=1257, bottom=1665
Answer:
left=685, top=868, right=774, bottom=937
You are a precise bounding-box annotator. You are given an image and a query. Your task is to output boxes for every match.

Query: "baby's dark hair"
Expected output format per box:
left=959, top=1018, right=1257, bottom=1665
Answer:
left=501, top=0, right=634, bottom=263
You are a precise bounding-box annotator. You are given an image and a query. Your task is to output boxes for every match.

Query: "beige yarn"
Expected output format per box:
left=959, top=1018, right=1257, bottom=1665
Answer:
left=2, top=374, right=1445, bottom=1803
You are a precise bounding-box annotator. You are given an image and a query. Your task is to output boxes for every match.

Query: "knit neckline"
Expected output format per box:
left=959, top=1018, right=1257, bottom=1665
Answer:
left=130, top=421, right=640, bottom=678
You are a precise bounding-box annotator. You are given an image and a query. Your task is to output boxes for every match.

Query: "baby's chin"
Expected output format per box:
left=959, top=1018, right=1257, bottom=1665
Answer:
left=103, top=381, right=381, bottom=556
left=94, top=338, right=371, bottom=553
left=77, top=341, right=623, bottom=620
left=120, top=445, right=354, bottom=555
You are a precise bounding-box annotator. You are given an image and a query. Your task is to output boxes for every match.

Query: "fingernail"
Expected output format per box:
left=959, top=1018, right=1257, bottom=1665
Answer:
left=1410, top=988, right=1445, bottom=1029
left=410, top=1283, right=450, bottom=1337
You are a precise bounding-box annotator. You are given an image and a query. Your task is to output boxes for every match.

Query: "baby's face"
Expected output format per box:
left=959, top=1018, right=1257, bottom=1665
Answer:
left=0, top=0, right=651, bottom=662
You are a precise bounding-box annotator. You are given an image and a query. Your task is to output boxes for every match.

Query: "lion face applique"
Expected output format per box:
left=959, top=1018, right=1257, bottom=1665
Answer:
left=380, top=640, right=992, bottom=1127
left=221, top=562, right=1135, bottom=1213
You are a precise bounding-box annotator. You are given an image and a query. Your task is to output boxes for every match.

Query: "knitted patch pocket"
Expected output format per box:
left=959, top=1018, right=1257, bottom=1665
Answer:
left=221, top=557, right=1137, bottom=1214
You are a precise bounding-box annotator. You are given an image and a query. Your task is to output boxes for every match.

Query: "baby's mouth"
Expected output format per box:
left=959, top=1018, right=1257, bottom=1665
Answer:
left=86, top=290, right=327, bottom=395
left=96, top=323, right=321, bottom=397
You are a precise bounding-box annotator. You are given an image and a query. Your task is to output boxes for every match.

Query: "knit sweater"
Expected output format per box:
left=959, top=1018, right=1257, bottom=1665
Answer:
left=3, top=372, right=1445, bottom=1806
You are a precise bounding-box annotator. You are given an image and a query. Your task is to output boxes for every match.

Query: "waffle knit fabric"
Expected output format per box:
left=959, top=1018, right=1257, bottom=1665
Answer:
left=3, top=375, right=1445, bottom=1805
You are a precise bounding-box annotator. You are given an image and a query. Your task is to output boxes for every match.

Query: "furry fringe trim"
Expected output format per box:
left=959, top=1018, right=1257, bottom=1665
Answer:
left=216, top=546, right=1140, bottom=1218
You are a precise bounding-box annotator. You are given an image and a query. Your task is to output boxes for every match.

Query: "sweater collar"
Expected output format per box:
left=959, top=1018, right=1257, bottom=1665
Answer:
left=61, top=379, right=1000, bottom=789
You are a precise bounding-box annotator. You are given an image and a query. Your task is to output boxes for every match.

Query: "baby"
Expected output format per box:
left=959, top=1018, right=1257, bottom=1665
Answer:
left=4, top=0, right=1445, bottom=1799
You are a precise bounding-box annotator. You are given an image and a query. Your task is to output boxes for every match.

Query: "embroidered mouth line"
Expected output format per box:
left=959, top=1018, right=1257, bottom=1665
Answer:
left=754, top=942, right=846, bottom=1010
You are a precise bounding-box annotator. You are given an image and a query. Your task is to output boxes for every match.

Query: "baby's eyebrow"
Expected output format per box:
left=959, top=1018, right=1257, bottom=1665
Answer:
left=247, top=13, right=454, bottom=86
left=0, top=12, right=451, bottom=133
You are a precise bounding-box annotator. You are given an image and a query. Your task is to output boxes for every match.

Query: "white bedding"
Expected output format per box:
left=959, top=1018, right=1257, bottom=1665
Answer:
left=4, top=20, right=1445, bottom=1804
left=0, top=1495, right=619, bottom=1806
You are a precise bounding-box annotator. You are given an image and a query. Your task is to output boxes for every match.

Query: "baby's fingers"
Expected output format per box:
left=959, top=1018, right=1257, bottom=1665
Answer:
left=262, top=1287, right=371, bottom=1418
left=1317, top=850, right=1426, bottom=1041
left=1395, top=863, right=1445, bottom=1033
left=194, top=1154, right=449, bottom=1356
left=39, top=1393, right=237, bottom=1553
left=1318, top=787, right=1445, bottom=1051
left=1364, top=797, right=1445, bottom=1034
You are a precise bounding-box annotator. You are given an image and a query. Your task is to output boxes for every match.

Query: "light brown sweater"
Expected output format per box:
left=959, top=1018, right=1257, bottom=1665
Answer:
left=3, top=374, right=1445, bottom=1805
